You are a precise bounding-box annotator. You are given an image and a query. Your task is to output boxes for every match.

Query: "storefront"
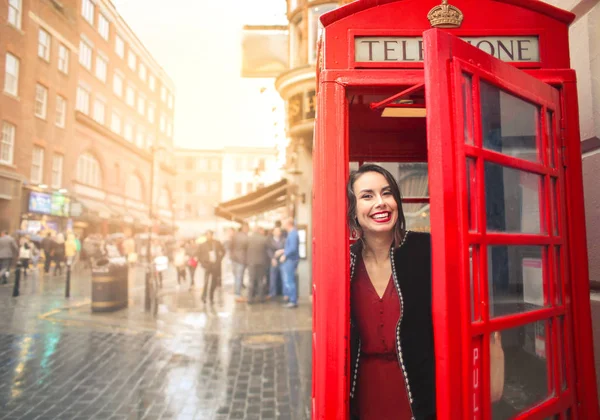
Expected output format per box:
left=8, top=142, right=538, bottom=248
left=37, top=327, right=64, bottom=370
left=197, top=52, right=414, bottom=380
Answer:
left=20, top=189, right=72, bottom=235
left=312, top=0, right=598, bottom=418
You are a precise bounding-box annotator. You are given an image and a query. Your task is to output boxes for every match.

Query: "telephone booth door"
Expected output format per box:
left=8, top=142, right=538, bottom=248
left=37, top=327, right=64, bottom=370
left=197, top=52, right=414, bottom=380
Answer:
left=422, top=29, right=592, bottom=419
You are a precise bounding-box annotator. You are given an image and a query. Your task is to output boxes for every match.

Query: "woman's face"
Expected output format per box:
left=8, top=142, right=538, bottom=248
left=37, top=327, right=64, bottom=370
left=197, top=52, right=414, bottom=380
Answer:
left=353, top=171, right=398, bottom=236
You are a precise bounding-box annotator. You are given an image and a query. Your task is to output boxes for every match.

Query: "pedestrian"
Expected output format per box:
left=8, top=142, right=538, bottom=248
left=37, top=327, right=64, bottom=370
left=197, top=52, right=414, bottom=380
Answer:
left=65, top=233, right=78, bottom=269
left=122, top=234, right=136, bottom=267
left=174, top=243, right=187, bottom=285
left=18, top=236, right=32, bottom=277
left=246, top=226, right=269, bottom=304
left=41, top=232, right=53, bottom=273
left=230, top=223, right=249, bottom=302
left=276, top=218, right=300, bottom=308
left=197, top=231, right=225, bottom=304
left=0, top=231, right=18, bottom=283
left=267, top=226, right=285, bottom=300
left=52, top=233, right=66, bottom=276
left=185, top=240, right=198, bottom=286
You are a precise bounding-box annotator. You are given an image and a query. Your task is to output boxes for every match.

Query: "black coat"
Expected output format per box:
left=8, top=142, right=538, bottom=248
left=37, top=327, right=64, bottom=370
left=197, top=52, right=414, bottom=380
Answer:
left=350, top=231, right=435, bottom=420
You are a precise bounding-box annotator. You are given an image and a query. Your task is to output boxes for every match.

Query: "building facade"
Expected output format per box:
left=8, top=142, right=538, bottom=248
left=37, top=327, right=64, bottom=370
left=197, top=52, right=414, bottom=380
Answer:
left=1, top=0, right=176, bottom=236
left=174, top=148, right=223, bottom=238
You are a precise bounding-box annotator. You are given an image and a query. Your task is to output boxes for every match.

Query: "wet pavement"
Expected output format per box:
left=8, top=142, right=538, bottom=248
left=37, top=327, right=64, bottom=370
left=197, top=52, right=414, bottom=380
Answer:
left=0, top=266, right=312, bottom=420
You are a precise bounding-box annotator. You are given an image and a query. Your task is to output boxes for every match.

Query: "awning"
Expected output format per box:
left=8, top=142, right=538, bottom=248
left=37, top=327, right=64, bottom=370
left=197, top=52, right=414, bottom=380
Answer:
left=108, top=205, right=135, bottom=224
left=76, top=197, right=115, bottom=219
left=215, top=179, right=288, bottom=222
left=127, top=208, right=152, bottom=227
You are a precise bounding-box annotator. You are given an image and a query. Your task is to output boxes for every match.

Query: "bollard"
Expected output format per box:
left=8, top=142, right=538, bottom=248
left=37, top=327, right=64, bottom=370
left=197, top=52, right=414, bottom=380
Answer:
left=12, top=261, right=20, bottom=297
left=65, top=263, right=71, bottom=298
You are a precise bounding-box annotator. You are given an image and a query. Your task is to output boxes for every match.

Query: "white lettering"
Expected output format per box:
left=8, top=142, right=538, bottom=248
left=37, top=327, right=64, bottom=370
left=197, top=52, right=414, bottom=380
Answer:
left=355, top=36, right=540, bottom=63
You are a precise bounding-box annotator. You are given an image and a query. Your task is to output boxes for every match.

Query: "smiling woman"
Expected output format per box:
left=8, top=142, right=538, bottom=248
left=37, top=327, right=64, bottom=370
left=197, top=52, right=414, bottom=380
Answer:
left=346, top=163, right=436, bottom=419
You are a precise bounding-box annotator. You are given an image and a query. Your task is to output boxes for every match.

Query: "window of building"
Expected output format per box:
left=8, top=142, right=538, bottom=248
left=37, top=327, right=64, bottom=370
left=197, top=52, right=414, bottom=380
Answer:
left=149, top=74, right=155, bottom=91
left=93, top=99, right=105, bottom=124
left=125, top=174, right=143, bottom=201
left=235, top=157, right=243, bottom=171
left=185, top=180, right=193, bottom=193
left=139, top=63, right=146, bottom=81
left=168, top=94, right=173, bottom=109
left=210, top=180, right=219, bottom=193
left=4, top=53, right=19, bottom=96
left=115, top=34, right=124, bottom=58
left=127, top=50, right=136, bottom=71
left=95, top=54, right=107, bottom=82
left=51, top=154, right=63, bottom=189
left=1, top=122, right=15, bottom=165
left=136, top=128, right=144, bottom=148
left=34, top=84, right=48, bottom=119
left=126, top=85, right=135, bottom=107
left=76, top=153, right=102, bottom=188
left=234, top=182, right=242, bottom=196
left=38, top=29, right=51, bottom=61
left=58, top=44, right=69, bottom=74
left=110, top=110, right=121, bottom=134
left=161, top=86, right=167, bottom=102
left=198, top=158, right=207, bottom=171
left=79, top=39, right=92, bottom=70
left=246, top=182, right=253, bottom=194
left=137, top=95, right=145, bottom=116
left=159, top=113, right=166, bottom=132
left=113, top=72, right=123, bottom=97
left=124, top=120, right=133, bottom=142
left=158, top=188, right=170, bottom=209
left=145, top=133, right=154, bottom=148
left=81, top=0, right=94, bottom=24
left=55, top=95, right=66, bottom=128
left=76, top=85, right=90, bottom=114
left=8, top=0, right=22, bottom=29
left=31, top=146, right=44, bottom=184
left=290, top=14, right=307, bottom=67
left=98, top=13, right=109, bottom=40
left=147, top=103, right=155, bottom=123
left=210, top=159, right=219, bottom=171
left=167, top=121, right=173, bottom=137
left=196, top=180, right=207, bottom=194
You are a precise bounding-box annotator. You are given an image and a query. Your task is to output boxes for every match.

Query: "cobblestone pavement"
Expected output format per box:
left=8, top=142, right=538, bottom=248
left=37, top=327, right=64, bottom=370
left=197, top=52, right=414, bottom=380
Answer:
left=0, top=266, right=312, bottom=420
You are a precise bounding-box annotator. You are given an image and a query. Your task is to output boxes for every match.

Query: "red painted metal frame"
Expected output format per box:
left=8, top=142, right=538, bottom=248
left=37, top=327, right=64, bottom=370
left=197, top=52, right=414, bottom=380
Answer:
left=313, top=1, right=598, bottom=418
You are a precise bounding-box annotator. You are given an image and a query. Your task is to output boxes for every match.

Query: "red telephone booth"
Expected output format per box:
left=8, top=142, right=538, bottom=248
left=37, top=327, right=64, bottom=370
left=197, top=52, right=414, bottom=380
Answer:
left=312, top=1, right=599, bottom=419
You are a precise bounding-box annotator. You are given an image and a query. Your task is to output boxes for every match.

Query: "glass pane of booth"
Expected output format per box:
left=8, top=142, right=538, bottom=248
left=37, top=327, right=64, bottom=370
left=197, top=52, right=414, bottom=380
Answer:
left=492, top=321, right=552, bottom=419
left=488, top=245, right=546, bottom=317
left=463, top=73, right=475, bottom=145
left=485, top=163, right=543, bottom=234
left=546, top=111, right=556, bottom=168
left=480, top=81, right=539, bottom=163
left=466, top=158, right=478, bottom=232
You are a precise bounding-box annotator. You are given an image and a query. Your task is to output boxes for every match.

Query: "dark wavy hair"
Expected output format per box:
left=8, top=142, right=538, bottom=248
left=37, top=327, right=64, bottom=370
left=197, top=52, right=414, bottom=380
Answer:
left=347, top=163, right=406, bottom=247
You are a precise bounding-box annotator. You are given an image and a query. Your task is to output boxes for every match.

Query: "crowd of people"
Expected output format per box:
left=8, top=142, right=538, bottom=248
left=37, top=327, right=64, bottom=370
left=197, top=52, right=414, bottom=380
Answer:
left=0, top=217, right=302, bottom=308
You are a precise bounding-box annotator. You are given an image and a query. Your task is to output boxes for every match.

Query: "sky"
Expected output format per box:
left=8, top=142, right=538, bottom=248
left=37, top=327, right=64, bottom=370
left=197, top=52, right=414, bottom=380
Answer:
left=112, top=0, right=288, bottom=150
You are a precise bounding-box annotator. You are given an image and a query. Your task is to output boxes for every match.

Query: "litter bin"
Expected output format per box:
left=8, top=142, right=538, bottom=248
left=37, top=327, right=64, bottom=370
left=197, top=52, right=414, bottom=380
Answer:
left=91, top=256, right=128, bottom=312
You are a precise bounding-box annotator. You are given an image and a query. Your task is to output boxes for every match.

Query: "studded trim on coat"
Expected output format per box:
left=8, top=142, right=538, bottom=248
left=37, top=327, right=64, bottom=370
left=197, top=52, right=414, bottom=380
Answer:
left=349, top=232, right=415, bottom=420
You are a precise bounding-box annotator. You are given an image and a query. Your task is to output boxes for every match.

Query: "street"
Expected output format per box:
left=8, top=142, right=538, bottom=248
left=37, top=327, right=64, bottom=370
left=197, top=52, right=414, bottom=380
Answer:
left=2, top=266, right=600, bottom=420
left=0, top=266, right=312, bottom=420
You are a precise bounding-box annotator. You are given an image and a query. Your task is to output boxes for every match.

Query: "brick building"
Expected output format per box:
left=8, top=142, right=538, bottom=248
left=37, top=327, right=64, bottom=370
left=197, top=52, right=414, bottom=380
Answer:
left=0, top=0, right=176, bottom=236
left=174, top=148, right=223, bottom=238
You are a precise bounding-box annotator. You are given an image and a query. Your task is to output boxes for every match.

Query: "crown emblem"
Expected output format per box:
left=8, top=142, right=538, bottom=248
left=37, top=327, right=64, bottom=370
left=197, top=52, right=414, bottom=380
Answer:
left=427, top=0, right=464, bottom=28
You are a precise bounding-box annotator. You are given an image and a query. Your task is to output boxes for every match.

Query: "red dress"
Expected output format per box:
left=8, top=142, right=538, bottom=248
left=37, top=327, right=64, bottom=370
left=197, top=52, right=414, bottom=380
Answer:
left=351, top=257, right=413, bottom=419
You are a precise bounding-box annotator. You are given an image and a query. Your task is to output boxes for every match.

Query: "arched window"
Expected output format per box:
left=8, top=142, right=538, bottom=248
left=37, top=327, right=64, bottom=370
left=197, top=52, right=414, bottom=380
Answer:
left=158, top=187, right=171, bottom=209
left=125, top=174, right=144, bottom=202
left=76, top=153, right=102, bottom=188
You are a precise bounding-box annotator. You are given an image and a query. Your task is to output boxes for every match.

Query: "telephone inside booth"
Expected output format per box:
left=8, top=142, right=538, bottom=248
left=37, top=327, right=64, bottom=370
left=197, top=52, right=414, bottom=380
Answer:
left=312, top=2, right=599, bottom=419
